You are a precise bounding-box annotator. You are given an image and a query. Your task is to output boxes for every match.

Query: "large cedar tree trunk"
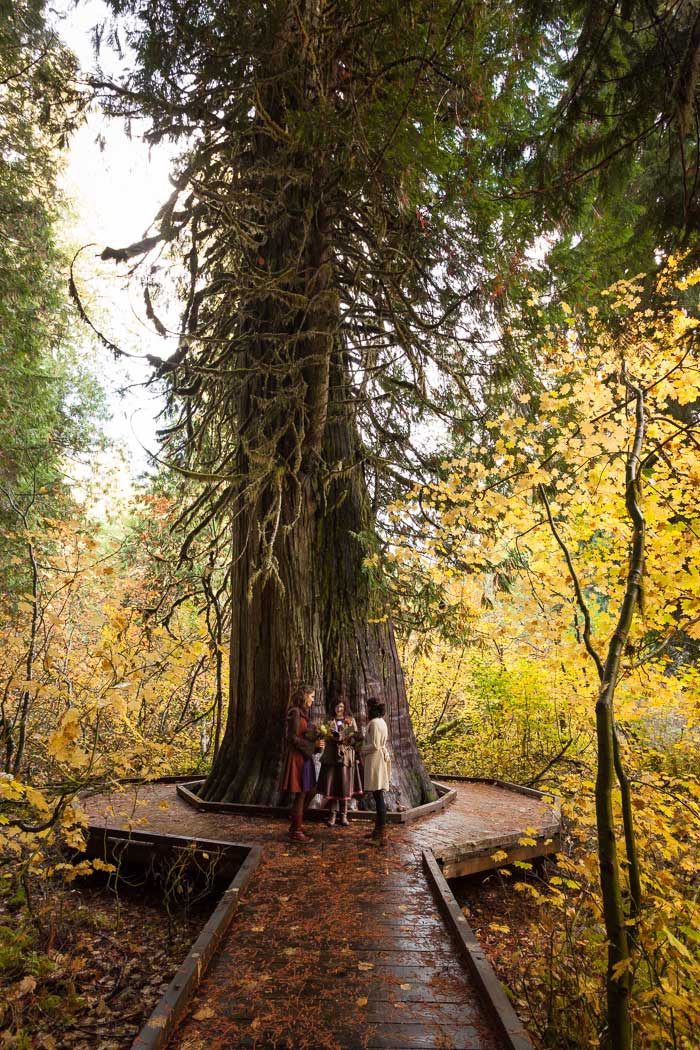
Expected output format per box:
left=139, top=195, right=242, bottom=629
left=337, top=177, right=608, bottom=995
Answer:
left=200, top=349, right=434, bottom=807
left=199, top=7, right=433, bottom=808
left=317, top=350, right=435, bottom=806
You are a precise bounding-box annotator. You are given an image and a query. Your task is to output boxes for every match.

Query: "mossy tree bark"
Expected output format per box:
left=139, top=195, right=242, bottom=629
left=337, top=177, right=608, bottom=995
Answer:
left=201, top=345, right=434, bottom=807
left=199, top=78, right=432, bottom=806
left=317, top=349, right=435, bottom=806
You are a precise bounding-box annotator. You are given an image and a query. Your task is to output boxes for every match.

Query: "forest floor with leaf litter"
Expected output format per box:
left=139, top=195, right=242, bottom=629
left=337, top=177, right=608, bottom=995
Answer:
left=0, top=868, right=208, bottom=1050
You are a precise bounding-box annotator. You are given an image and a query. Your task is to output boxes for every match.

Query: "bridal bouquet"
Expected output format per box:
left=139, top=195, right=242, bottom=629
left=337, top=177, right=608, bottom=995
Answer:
left=342, top=727, right=364, bottom=750
left=304, top=723, right=328, bottom=749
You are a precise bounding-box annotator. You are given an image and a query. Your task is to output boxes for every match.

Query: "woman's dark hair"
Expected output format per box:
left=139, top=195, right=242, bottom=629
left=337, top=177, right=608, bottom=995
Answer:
left=367, top=696, right=385, bottom=718
left=291, top=683, right=314, bottom=707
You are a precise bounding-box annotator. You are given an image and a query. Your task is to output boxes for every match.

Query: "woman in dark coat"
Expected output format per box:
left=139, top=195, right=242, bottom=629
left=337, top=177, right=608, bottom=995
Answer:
left=317, top=699, right=363, bottom=826
left=280, top=684, right=318, bottom=843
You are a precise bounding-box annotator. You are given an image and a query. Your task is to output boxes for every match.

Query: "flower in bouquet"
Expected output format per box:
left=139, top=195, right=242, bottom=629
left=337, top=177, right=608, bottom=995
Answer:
left=304, top=723, right=327, bottom=748
left=345, top=729, right=364, bottom=750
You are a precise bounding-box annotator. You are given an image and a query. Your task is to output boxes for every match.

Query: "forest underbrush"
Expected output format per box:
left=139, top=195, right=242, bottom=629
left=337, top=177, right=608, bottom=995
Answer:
left=0, top=855, right=215, bottom=1050
left=411, top=649, right=700, bottom=1050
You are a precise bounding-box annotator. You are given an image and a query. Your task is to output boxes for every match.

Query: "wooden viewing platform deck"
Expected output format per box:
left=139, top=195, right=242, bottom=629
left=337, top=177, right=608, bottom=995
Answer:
left=83, top=778, right=560, bottom=1050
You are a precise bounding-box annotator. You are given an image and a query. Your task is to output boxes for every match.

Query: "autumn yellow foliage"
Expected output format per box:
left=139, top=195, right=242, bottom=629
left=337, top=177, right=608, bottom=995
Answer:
left=0, top=509, right=223, bottom=881
left=397, top=261, right=700, bottom=1048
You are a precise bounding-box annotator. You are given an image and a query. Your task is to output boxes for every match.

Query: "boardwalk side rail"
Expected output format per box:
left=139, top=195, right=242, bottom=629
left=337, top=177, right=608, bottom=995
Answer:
left=84, top=825, right=262, bottom=1050
left=423, top=849, right=535, bottom=1050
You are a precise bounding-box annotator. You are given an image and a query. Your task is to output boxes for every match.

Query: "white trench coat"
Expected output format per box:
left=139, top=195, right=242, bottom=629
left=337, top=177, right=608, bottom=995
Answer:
left=361, top=716, right=391, bottom=792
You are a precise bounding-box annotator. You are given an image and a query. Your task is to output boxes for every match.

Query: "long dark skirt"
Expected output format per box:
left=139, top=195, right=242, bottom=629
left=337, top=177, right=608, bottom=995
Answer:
left=317, top=761, right=363, bottom=801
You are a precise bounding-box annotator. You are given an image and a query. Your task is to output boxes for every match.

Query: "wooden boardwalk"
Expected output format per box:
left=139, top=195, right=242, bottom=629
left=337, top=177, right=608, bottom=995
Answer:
left=84, top=780, right=557, bottom=1050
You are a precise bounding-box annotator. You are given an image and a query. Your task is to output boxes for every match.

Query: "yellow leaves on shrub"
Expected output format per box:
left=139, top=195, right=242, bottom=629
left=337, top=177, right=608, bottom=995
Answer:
left=0, top=776, right=24, bottom=801
left=514, top=882, right=546, bottom=905
left=662, top=926, right=693, bottom=961
left=62, top=826, right=86, bottom=851
left=611, top=957, right=633, bottom=983
left=47, top=708, right=82, bottom=763
left=25, top=785, right=51, bottom=815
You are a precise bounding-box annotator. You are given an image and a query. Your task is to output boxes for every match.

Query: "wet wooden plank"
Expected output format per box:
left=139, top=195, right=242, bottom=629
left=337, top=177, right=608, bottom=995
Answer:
left=229, top=932, right=451, bottom=952
left=217, top=998, right=484, bottom=1026
left=220, top=1021, right=490, bottom=1050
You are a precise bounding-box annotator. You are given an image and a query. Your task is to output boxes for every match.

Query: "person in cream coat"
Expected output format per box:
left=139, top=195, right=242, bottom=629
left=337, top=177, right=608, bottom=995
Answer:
left=361, top=697, right=391, bottom=845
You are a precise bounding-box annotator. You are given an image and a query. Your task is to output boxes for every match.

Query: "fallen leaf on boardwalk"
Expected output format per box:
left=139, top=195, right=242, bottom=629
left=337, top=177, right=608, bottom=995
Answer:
left=158, top=801, right=170, bottom=811
left=400, top=983, right=411, bottom=990
left=193, top=1006, right=215, bottom=1020
left=356, top=997, right=368, bottom=1007
left=14, top=976, right=37, bottom=998
left=357, top=962, right=374, bottom=971
left=393, top=1002, right=405, bottom=1009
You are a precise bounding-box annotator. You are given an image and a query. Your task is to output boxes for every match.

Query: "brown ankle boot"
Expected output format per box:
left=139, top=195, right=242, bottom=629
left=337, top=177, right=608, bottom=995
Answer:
left=375, top=824, right=387, bottom=846
left=290, top=816, right=313, bottom=843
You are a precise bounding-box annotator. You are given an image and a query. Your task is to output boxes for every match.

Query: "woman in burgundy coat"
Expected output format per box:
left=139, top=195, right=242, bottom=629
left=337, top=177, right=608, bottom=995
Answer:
left=280, top=684, right=319, bottom=842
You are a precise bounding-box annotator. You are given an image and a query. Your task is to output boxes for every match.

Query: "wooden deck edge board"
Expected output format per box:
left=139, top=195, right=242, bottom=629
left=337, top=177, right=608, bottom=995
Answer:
left=429, top=773, right=561, bottom=810
left=423, top=850, right=535, bottom=1050
left=176, top=779, right=456, bottom=823
left=441, top=836, right=563, bottom=879
left=84, top=823, right=263, bottom=1050
left=432, top=828, right=561, bottom=865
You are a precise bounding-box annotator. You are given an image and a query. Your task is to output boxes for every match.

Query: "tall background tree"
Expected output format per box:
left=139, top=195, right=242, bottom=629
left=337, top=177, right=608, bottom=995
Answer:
left=0, top=0, right=105, bottom=769
left=519, top=0, right=700, bottom=309
left=92, top=0, right=550, bottom=804
left=0, top=0, right=102, bottom=594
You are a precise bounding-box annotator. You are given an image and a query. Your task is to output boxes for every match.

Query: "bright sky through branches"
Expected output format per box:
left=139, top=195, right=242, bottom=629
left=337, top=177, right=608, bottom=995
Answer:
left=52, top=0, right=176, bottom=496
